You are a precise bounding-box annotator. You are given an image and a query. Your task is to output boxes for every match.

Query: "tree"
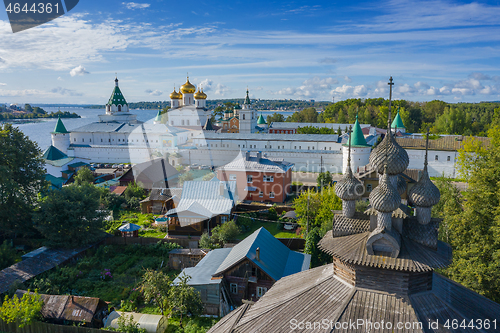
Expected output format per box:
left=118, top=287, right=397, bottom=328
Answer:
left=199, top=232, right=220, bottom=249
left=178, top=171, right=195, bottom=187
left=0, top=290, right=43, bottom=328
left=0, top=124, right=46, bottom=238
left=442, top=125, right=500, bottom=302
left=317, top=171, right=333, bottom=189
left=211, top=220, right=240, bottom=245
left=304, top=227, right=330, bottom=268
left=34, top=183, right=106, bottom=247
left=431, top=176, right=463, bottom=243
left=73, top=167, right=94, bottom=185
left=266, top=112, right=286, bottom=125
left=140, top=269, right=172, bottom=315
left=99, top=187, right=126, bottom=212
left=292, top=186, right=342, bottom=234
left=169, top=273, right=203, bottom=328
left=0, top=240, right=17, bottom=270
left=124, top=182, right=146, bottom=210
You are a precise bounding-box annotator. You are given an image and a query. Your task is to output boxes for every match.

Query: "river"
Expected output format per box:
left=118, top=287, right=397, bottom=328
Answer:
left=8, top=108, right=295, bottom=151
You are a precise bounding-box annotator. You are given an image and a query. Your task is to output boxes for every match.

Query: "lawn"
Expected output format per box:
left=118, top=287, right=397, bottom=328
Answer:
left=236, top=215, right=301, bottom=240
left=110, top=211, right=167, bottom=239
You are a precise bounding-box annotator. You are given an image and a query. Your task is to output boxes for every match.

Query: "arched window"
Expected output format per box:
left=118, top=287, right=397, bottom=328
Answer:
left=367, top=184, right=372, bottom=192
left=243, top=114, right=246, bottom=120
left=118, top=105, right=121, bottom=112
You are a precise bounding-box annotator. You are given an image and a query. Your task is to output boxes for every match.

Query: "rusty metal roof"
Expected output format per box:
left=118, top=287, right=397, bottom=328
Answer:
left=318, top=231, right=452, bottom=272
left=208, top=264, right=500, bottom=333
left=396, top=135, right=490, bottom=152
left=16, top=290, right=105, bottom=323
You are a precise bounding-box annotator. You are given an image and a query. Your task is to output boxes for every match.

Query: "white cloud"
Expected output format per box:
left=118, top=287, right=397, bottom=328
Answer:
left=122, top=2, right=150, bottom=10
left=70, top=65, right=90, bottom=77
left=145, top=89, right=163, bottom=96
left=0, top=83, right=6, bottom=86
left=274, top=76, right=338, bottom=98
left=344, top=76, right=352, bottom=83
left=214, top=83, right=229, bottom=96
left=51, top=87, right=83, bottom=96
left=57, top=77, right=64, bottom=81
left=198, top=79, right=214, bottom=91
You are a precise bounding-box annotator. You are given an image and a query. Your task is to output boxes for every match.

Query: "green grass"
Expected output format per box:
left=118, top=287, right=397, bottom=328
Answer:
left=25, top=243, right=181, bottom=311
left=237, top=220, right=301, bottom=240
left=116, top=211, right=167, bottom=238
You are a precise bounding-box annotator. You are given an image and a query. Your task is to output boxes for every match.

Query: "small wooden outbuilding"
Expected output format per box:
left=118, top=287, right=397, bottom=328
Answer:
left=118, top=223, right=141, bottom=237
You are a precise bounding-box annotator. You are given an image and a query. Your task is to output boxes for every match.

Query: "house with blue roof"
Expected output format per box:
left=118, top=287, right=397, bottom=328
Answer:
left=174, top=227, right=310, bottom=315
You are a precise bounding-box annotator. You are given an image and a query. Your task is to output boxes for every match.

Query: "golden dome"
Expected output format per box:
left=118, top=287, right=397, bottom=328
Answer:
left=169, top=88, right=182, bottom=99
left=194, top=88, right=207, bottom=100
left=180, top=77, right=196, bottom=94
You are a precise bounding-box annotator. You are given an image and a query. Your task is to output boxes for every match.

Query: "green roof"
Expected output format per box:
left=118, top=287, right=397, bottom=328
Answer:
left=345, top=115, right=370, bottom=147
left=391, top=109, right=405, bottom=129
left=107, top=80, right=128, bottom=106
left=155, top=109, right=162, bottom=122
left=43, top=145, right=68, bottom=161
left=244, top=89, right=251, bottom=104
left=45, top=174, right=65, bottom=189
left=52, top=116, right=69, bottom=134
left=257, top=114, right=266, bottom=125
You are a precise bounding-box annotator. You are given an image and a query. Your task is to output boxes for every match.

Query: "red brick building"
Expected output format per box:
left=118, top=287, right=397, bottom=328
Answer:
left=217, top=151, right=294, bottom=203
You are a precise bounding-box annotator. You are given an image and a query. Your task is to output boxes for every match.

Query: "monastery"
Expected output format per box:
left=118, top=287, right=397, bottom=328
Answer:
left=43, top=76, right=484, bottom=179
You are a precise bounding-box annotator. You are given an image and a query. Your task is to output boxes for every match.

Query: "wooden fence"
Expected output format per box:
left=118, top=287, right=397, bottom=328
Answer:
left=0, top=320, right=115, bottom=333
left=104, top=236, right=198, bottom=249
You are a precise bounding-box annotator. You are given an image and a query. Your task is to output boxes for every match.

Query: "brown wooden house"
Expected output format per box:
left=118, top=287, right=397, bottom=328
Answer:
left=140, top=188, right=182, bottom=214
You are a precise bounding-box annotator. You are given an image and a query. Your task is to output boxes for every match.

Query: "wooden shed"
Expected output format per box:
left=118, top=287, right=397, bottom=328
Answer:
left=168, top=248, right=208, bottom=270
left=16, top=290, right=109, bottom=328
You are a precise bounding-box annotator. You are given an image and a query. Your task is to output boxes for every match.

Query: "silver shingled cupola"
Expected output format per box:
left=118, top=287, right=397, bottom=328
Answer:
left=369, top=78, right=409, bottom=179
left=335, top=126, right=362, bottom=217
left=408, top=130, right=441, bottom=224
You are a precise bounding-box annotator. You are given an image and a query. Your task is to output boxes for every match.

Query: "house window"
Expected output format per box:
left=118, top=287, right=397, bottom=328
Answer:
left=187, top=120, right=190, bottom=125
left=243, top=114, right=246, bottom=120
left=447, top=156, right=451, bottom=161
left=367, top=184, right=372, bottom=192
left=294, top=146, right=297, bottom=149
left=230, top=283, right=238, bottom=294
left=229, top=174, right=237, bottom=181
left=118, top=139, right=120, bottom=142
left=182, top=120, right=185, bottom=125
left=247, top=175, right=253, bottom=183
left=269, top=192, right=275, bottom=198
left=329, top=147, right=331, bottom=150
left=82, top=138, right=84, bottom=142
left=324, top=147, right=327, bottom=150
left=101, top=139, right=103, bottom=142
left=221, top=216, right=228, bottom=223
left=259, top=191, right=263, bottom=198
left=435, top=155, right=438, bottom=161
left=257, top=287, right=267, bottom=297
left=263, top=176, right=274, bottom=182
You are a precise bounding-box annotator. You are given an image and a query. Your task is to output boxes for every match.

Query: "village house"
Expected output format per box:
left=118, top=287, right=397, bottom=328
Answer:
left=140, top=188, right=183, bottom=214
left=216, top=151, right=293, bottom=203
left=174, top=227, right=311, bottom=316
left=165, top=180, right=238, bottom=237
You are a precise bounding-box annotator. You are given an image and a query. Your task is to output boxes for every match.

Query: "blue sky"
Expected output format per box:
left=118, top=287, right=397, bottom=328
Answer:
left=1, top=0, right=500, bottom=104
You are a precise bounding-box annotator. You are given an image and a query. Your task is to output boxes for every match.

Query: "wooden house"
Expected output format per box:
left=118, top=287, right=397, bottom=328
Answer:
left=175, top=228, right=310, bottom=316
left=140, top=188, right=182, bottom=214
left=165, top=180, right=238, bottom=237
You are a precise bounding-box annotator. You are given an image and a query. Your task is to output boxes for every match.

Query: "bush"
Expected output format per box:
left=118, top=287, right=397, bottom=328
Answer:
left=211, top=220, right=240, bottom=245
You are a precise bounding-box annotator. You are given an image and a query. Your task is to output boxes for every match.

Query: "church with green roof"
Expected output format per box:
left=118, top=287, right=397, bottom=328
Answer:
left=342, top=115, right=372, bottom=174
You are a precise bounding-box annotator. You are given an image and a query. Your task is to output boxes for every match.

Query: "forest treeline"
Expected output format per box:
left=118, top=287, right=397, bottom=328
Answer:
left=266, top=99, right=500, bottom=136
